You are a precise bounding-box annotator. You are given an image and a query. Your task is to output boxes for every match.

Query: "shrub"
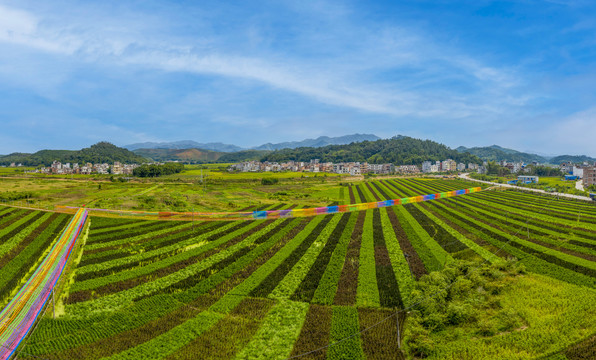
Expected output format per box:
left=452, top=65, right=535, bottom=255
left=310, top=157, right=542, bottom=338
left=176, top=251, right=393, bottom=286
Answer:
left=261, top=178, right=279, bottom=185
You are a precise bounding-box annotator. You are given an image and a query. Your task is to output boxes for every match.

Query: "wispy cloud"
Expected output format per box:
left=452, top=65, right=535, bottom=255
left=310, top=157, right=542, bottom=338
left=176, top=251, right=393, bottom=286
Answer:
left=0, top=2, right=524, bottom=121
left=0, top=1, right=594, bottom=155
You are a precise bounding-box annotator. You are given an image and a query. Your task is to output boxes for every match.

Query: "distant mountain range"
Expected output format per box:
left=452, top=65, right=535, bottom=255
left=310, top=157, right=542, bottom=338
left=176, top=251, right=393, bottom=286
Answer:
left=251, top=134, right=381, bottom=151
left=124, top=141, right=243, bottom=153
left=132, top=148, right=227, bottom=163
left=3, top=136, right=594, bottom=166
left=124, top=134, right=380, bottom=153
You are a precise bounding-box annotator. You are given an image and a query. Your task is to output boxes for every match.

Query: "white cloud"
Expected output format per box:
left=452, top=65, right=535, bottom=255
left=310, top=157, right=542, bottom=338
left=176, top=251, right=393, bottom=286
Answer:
left=547, top=107, right=596, bottom=155
left=0, top=3, right=526, bottom=122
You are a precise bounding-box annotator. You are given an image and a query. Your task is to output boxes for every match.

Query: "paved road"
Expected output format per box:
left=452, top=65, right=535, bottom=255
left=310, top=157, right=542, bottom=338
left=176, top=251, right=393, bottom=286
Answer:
left=576, top=179, right=585, bottom=192
left=459, top=173, right=593, bottom=202
left=0, top=209, right=87, bottom=360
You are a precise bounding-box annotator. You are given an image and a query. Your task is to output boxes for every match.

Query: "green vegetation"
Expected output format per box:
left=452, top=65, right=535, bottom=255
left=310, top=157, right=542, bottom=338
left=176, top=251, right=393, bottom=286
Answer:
left=0, top=175, right=594, bottom=359
left=133, top=163, right=184, bottom=177
left=0, top=142, right=147, bottom=166
left=261, top=135, right=482, bottom=165
left=550, top=155, right=596, bottom=164
left=456, top=145, right=546, bottom=163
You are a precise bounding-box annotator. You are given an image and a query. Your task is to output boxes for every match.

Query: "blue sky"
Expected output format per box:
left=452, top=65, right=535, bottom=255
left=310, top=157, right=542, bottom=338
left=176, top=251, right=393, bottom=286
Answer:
left=1, top=0, right=595, bottom=156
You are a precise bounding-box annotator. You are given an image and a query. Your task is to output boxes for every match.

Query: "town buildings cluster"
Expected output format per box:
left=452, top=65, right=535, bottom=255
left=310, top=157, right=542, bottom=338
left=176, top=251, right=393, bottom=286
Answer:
left=230, top=159, right=479, bottom=175
left=559, top=162, right=596, bottom=188
left=229, top=160, right=402, bottom=175
left=421, top=159, right=479, bottom=173
left=26, top=161, right=139, bottom=175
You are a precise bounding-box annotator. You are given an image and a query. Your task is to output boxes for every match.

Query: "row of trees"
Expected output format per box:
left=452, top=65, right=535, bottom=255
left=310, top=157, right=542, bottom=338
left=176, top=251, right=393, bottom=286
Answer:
left=133, top=163, right=184, bottom=177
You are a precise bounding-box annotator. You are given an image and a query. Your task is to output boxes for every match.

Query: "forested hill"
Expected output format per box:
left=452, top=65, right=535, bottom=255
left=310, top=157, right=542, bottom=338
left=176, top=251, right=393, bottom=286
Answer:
left=549, top=155, right=596, bottom=164
left=260, top=136, right=482, bottom=165
left=456, top=145, right=547, bottom=163
left=0, top=142, right=148, bottom=166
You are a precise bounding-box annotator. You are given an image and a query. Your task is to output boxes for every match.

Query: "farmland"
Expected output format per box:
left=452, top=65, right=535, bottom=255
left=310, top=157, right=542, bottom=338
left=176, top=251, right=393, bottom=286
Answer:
left=0, top=177, right=595, bottom=359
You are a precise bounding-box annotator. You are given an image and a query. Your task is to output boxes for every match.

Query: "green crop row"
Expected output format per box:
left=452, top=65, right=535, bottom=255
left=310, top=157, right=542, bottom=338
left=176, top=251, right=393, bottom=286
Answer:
left=269, top=214, right=344, bottom=300
left=356, top=210, right=380, bottom=308
left=379, top=207, right=417, bottom=307
left=327, top=306, right=365, bottom=360
left=0, top=214, right=69, bottom=303
left=427, top=201, right=596, bottom=288
left=168, top=219, right=301, bottom=303
left=310, top=213, right=358, bottom=305
left=455, top=198, right=596, bottom=257
left=0, top=210, right=44, bottom=255
left=249, top=215, right=334, bottom=298
left=89, top=219, right=155, bottom=234
left=26, top=293, right=185, bottom=355
left=70, top=220, right=266, bottom=294
left=76, top=222, right=228, bottom=278
left=0, top=208, right=28, bottom=230
left=209, top=216, right=324, bottom=314
left=234, top=300, right=309, bottom=360
left=460, top=195, right=596, bottom=243
left=414, top=204, right=500, bottom=263
left=0, top=211, right=52, bottom=258
left=65, top=220, right=284, bottom=316
left=86, top=220, right=179, bottom=244
left=106, top=311, right=223, bottom=359
left=436, top=199, right=596, bottom=273
left=83, top=221, right=195, bottom=252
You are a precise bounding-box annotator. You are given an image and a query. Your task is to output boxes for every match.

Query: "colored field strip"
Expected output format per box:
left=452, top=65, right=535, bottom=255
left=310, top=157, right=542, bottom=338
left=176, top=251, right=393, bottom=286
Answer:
left=54, top=187, right=483, bottom=221
left=0, top=208, right=87, bottom=360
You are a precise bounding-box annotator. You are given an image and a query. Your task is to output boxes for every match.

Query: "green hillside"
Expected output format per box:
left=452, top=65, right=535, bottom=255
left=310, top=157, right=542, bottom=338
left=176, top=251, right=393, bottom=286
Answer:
left=549, top=155, right=596, bottom=164
left=0, top=142, right=147, bottom=166
left=456, top=145, right=547, bottom=163
left=260, top=136, right=482, bottom=165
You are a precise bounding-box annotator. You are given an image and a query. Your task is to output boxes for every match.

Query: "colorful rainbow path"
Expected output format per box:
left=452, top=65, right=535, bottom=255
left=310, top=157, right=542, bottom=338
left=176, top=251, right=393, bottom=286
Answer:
left=0, top=209, right=87, bottom=360
left=55, top=187, right=483, bottom=221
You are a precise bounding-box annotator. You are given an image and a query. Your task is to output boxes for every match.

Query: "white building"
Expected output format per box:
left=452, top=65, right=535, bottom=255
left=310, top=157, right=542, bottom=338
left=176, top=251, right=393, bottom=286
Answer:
left=573, top=166, right=584, bottom=178
left=422, top=161, right=433, bottom=173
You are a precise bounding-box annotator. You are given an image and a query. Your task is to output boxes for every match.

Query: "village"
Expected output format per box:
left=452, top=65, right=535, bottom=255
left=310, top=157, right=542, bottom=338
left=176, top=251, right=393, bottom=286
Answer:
left=229, top=159, right=596, bottom=188
left=229, top=158, right=508, bottom=175
left=24, top=161, right=140, bottom=175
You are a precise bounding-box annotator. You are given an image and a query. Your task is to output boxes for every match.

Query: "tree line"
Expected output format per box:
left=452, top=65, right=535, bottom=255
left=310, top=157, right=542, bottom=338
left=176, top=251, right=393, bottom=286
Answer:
left=133, top=163, right=184, bottom=177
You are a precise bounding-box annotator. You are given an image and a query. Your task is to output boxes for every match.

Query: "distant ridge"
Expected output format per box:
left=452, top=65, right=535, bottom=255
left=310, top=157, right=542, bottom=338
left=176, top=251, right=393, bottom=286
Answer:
left=124, top=134, right=381, bottom=153
left=132, top=148, right=226, bottom=163
left=251, top=134, right=381, bottom=151
left=124, top=141, right=243, bottom=153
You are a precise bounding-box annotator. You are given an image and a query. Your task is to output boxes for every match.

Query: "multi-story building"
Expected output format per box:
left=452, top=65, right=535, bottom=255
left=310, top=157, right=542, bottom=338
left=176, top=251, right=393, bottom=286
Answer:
left=441, top=159, right=457, bottom=172
left=422, top=161, right=433, bottom=173
left=456, top=163, right=466, bottom=172
left=583, top=167, right=596, bottom=187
